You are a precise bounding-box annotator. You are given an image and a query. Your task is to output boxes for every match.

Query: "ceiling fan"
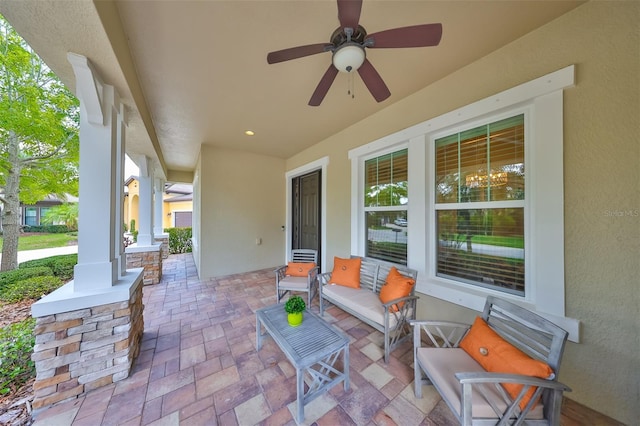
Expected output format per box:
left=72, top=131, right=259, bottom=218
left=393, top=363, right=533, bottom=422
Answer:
left=267, top=0, right=443, bottom=106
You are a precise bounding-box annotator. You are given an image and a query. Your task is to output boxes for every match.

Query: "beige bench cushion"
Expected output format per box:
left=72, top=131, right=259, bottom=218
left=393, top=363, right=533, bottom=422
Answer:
left=322, top=284, right=404, bottom=328
left=278, top=276, right=308, bottom=290
left=416, top=347, right=544, bottom=420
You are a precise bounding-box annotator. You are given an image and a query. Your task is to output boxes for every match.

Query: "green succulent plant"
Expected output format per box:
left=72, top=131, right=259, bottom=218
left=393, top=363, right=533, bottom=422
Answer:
left=284, top=295, right=306, bottom=314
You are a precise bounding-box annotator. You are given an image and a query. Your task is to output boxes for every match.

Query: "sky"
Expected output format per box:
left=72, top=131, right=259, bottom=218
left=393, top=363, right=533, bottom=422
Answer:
left=125, top=155, right=139, bottom=178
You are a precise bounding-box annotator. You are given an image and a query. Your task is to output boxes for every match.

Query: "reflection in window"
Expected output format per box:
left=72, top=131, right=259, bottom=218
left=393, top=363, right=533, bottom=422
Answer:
left=434, top=115, right=525, bottom=295
left=365, top=149, right=408, bottom=264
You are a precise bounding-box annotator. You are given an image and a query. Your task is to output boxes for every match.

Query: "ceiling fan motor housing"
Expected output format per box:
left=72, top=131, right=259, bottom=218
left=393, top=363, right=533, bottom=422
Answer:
left=332, top=43, right=366, bottom=73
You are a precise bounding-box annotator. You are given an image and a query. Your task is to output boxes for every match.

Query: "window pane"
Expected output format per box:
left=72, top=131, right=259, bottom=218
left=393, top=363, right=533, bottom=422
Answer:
left=25, top=207, right=37, bottom=226
left=436, top=208, right=524, bottom=295
left=435, top=135, right=460, bottom=203
left=366, top=211, right=407, bottom=265
left=488, top=116, right=525, bottom=201
left=365, top=149, right=408, bottom=207
left=436, top=115, right=524, bottom=203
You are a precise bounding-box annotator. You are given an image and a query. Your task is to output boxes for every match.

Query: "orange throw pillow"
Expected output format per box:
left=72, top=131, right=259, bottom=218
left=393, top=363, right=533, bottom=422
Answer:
left=460, top=316, right=555, bottom=410
left=285, top=262, right=316, bottom=277
left=329, top=257, right=361, bottom=288
left=379, top=267, right=415, bottom=312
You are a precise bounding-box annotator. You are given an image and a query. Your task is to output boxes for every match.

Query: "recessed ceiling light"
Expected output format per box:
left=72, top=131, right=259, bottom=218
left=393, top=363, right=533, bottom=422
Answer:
left=245, top=130, right=255, bottom=136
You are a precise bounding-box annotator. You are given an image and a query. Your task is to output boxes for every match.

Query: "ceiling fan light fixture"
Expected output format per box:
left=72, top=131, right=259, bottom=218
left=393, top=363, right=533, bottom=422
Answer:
left=332, top=43, right=365, bottom=73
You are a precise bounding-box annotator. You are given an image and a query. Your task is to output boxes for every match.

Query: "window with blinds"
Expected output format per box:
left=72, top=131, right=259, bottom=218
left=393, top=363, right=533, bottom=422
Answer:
left=434, top=115, right=525, bottom=295
left=364, top=149, right=408, bottom=265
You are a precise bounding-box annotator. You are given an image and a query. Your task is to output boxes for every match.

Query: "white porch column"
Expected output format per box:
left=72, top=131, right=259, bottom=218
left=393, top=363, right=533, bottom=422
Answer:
left=115, top=103, right=128, bottom=276
left=31, top=53, right=142, bottom=318
left=71, top=55, right=118, bottom=290
left=135, top=156, right=155, bottom=246
left=154, top=177, right=166, bottom=235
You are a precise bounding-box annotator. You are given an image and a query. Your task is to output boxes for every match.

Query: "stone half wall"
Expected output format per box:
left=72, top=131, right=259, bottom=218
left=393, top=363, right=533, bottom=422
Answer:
left=126, top=246, right=162, bottom=285
left=31, top=283, right=144, bottom=410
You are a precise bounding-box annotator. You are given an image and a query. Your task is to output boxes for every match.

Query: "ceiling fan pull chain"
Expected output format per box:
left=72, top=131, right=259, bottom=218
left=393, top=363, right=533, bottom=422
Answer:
left=347, top=72, right=355, bottom=99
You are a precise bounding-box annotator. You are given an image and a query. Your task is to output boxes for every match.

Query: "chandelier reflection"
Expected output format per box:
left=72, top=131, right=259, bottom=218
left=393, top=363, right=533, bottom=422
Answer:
left=465, top=171, right=507, bottom=188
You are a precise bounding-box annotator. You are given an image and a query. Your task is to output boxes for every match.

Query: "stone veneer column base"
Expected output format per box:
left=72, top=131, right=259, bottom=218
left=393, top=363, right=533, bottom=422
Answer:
left=31, top=280, right=144, bottom=411
left=154, top=234, right=169, bottom=259
left=126, top=243, right=162, bottom=285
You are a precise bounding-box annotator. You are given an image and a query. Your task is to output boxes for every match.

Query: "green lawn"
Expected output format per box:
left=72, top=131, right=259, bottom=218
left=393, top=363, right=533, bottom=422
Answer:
left=0, top=233, right=78, bottom=251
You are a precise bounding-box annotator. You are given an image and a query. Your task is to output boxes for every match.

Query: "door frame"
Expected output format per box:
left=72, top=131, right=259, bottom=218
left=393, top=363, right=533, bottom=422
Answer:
left=285, top=157, right=329, bottom=273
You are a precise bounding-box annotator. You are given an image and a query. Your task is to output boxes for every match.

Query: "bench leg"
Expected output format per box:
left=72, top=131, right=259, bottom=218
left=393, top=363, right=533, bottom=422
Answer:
left=296, top=367, right=304, bottom=423
left=414, top=359, right=423, bottom=398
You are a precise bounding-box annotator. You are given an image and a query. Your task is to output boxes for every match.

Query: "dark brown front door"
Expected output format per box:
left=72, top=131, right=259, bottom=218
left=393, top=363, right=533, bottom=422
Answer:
left=292, top=170, right=321, bottom=264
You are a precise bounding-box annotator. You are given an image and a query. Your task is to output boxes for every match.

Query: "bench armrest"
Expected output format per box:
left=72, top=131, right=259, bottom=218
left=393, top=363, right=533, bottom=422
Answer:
left=274, top=265, right=287, bottom=281
left=456, top=372, right=571, bottom=423
left=410, top=320, right=471, bottom=348
left=456, top=372, right=571, bottom=391
left=381, top=294, right=418, bottom=310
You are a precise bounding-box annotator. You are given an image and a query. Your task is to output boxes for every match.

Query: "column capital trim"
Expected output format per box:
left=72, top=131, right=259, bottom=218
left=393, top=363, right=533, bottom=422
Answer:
left=67, top=53, right=104, bottom=125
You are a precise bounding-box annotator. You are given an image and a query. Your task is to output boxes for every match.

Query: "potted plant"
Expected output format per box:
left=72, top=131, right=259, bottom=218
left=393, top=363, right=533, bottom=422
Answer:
left=284, top=295, right=306, bottom=327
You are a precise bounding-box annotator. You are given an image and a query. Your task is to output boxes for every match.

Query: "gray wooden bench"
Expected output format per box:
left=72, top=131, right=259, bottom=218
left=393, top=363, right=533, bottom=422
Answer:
left=319, top=256, right=418, bottom=363
left=411, top=296, right=571, bottom=425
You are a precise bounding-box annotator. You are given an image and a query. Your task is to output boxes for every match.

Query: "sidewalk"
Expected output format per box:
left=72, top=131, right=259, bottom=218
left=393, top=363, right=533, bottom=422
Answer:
left=0, top=245, right=79, bottom=264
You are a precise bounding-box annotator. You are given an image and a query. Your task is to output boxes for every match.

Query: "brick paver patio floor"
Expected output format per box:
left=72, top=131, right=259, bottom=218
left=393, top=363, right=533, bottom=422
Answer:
left=31, top=254, right=621, bottom=425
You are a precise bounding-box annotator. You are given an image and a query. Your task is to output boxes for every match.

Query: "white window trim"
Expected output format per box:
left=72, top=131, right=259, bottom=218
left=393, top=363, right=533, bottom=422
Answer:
left=285, top=157, right=329, bottom=273
left=349, top=65, right=580, bottom=342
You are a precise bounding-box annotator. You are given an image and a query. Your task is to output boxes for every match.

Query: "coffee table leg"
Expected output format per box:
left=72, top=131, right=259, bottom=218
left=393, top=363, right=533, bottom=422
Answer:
left=344, top=344, right=350, bottom=391
left=256, top=316, right=262, bottom=350
left=296, top=367, right=304, bottom=423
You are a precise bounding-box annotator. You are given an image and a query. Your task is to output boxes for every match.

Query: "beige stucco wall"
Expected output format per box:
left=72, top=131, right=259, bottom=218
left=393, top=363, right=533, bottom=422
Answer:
left=163, top=200, right=192, bottom=229
left=124, top=180, right=140, bottom=231
left=196, top=146, right=286, bottom=278
left=285, top=2, right=639, bottom=423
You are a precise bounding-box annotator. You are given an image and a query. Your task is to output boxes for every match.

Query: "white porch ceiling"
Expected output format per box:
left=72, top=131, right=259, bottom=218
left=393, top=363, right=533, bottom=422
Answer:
left=0, top=0, right=583, bottom=180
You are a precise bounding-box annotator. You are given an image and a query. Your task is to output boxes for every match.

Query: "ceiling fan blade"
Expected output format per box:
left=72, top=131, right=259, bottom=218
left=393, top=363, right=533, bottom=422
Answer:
left=337, top=0, right=363, bottom=30
left=366, top=23, right=443, bottom=48
left=267, top=43, right=331, bottom=64
left=309, top=65, right=339, bottom=106
left=357, top=59, right=391, bottom=103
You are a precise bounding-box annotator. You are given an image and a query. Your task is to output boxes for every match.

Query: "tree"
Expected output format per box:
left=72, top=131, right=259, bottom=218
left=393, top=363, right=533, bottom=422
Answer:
left=0, top=16, right=79, bottom=271
left=41, top=203, right=78, bottom=230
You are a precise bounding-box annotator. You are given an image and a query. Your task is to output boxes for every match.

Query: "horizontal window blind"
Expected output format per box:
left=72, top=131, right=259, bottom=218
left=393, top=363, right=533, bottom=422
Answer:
left=436, top=115, right=524, bottom=203
left=436, top=208, right=524, bottom=295
left=365, top=149, right=408, bottom=264
left=435, top=114, right=526, bottom=295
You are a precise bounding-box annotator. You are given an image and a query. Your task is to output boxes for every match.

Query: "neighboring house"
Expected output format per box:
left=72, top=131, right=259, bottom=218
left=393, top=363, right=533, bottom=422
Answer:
left=20, top=194, right=78, bottom=227
left=124, top=177, right=192, bottom=230
left=163, top=183, right=192, bottom=228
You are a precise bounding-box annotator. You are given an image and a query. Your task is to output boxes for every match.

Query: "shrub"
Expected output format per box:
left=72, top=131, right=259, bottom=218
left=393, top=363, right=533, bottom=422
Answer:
left=0, top=318, right=36, bottom=395
left=19, top=254, right=77, bottom=281
left=51, top=256, right=77, bottom=281
left=21, top=225, right=70, bottom=234
left=1, top=276, right=64, bottom=303
left=164, top=227, right=192, bottom=254
left=0, top=266, right=53, bottom=292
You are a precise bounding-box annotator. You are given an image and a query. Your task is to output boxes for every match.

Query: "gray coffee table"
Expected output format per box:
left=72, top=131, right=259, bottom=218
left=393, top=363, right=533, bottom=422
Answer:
left=256, top=304, right=350, bottom=423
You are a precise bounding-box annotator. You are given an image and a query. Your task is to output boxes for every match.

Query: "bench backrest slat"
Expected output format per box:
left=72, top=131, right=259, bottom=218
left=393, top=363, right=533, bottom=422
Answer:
left=354, top=256, right=379, bottom=292
left=351, top=256, right=418, bottom=295
left=483, top=296, right=568, bottom=375
left=291, top=249, right=317, bottom=264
